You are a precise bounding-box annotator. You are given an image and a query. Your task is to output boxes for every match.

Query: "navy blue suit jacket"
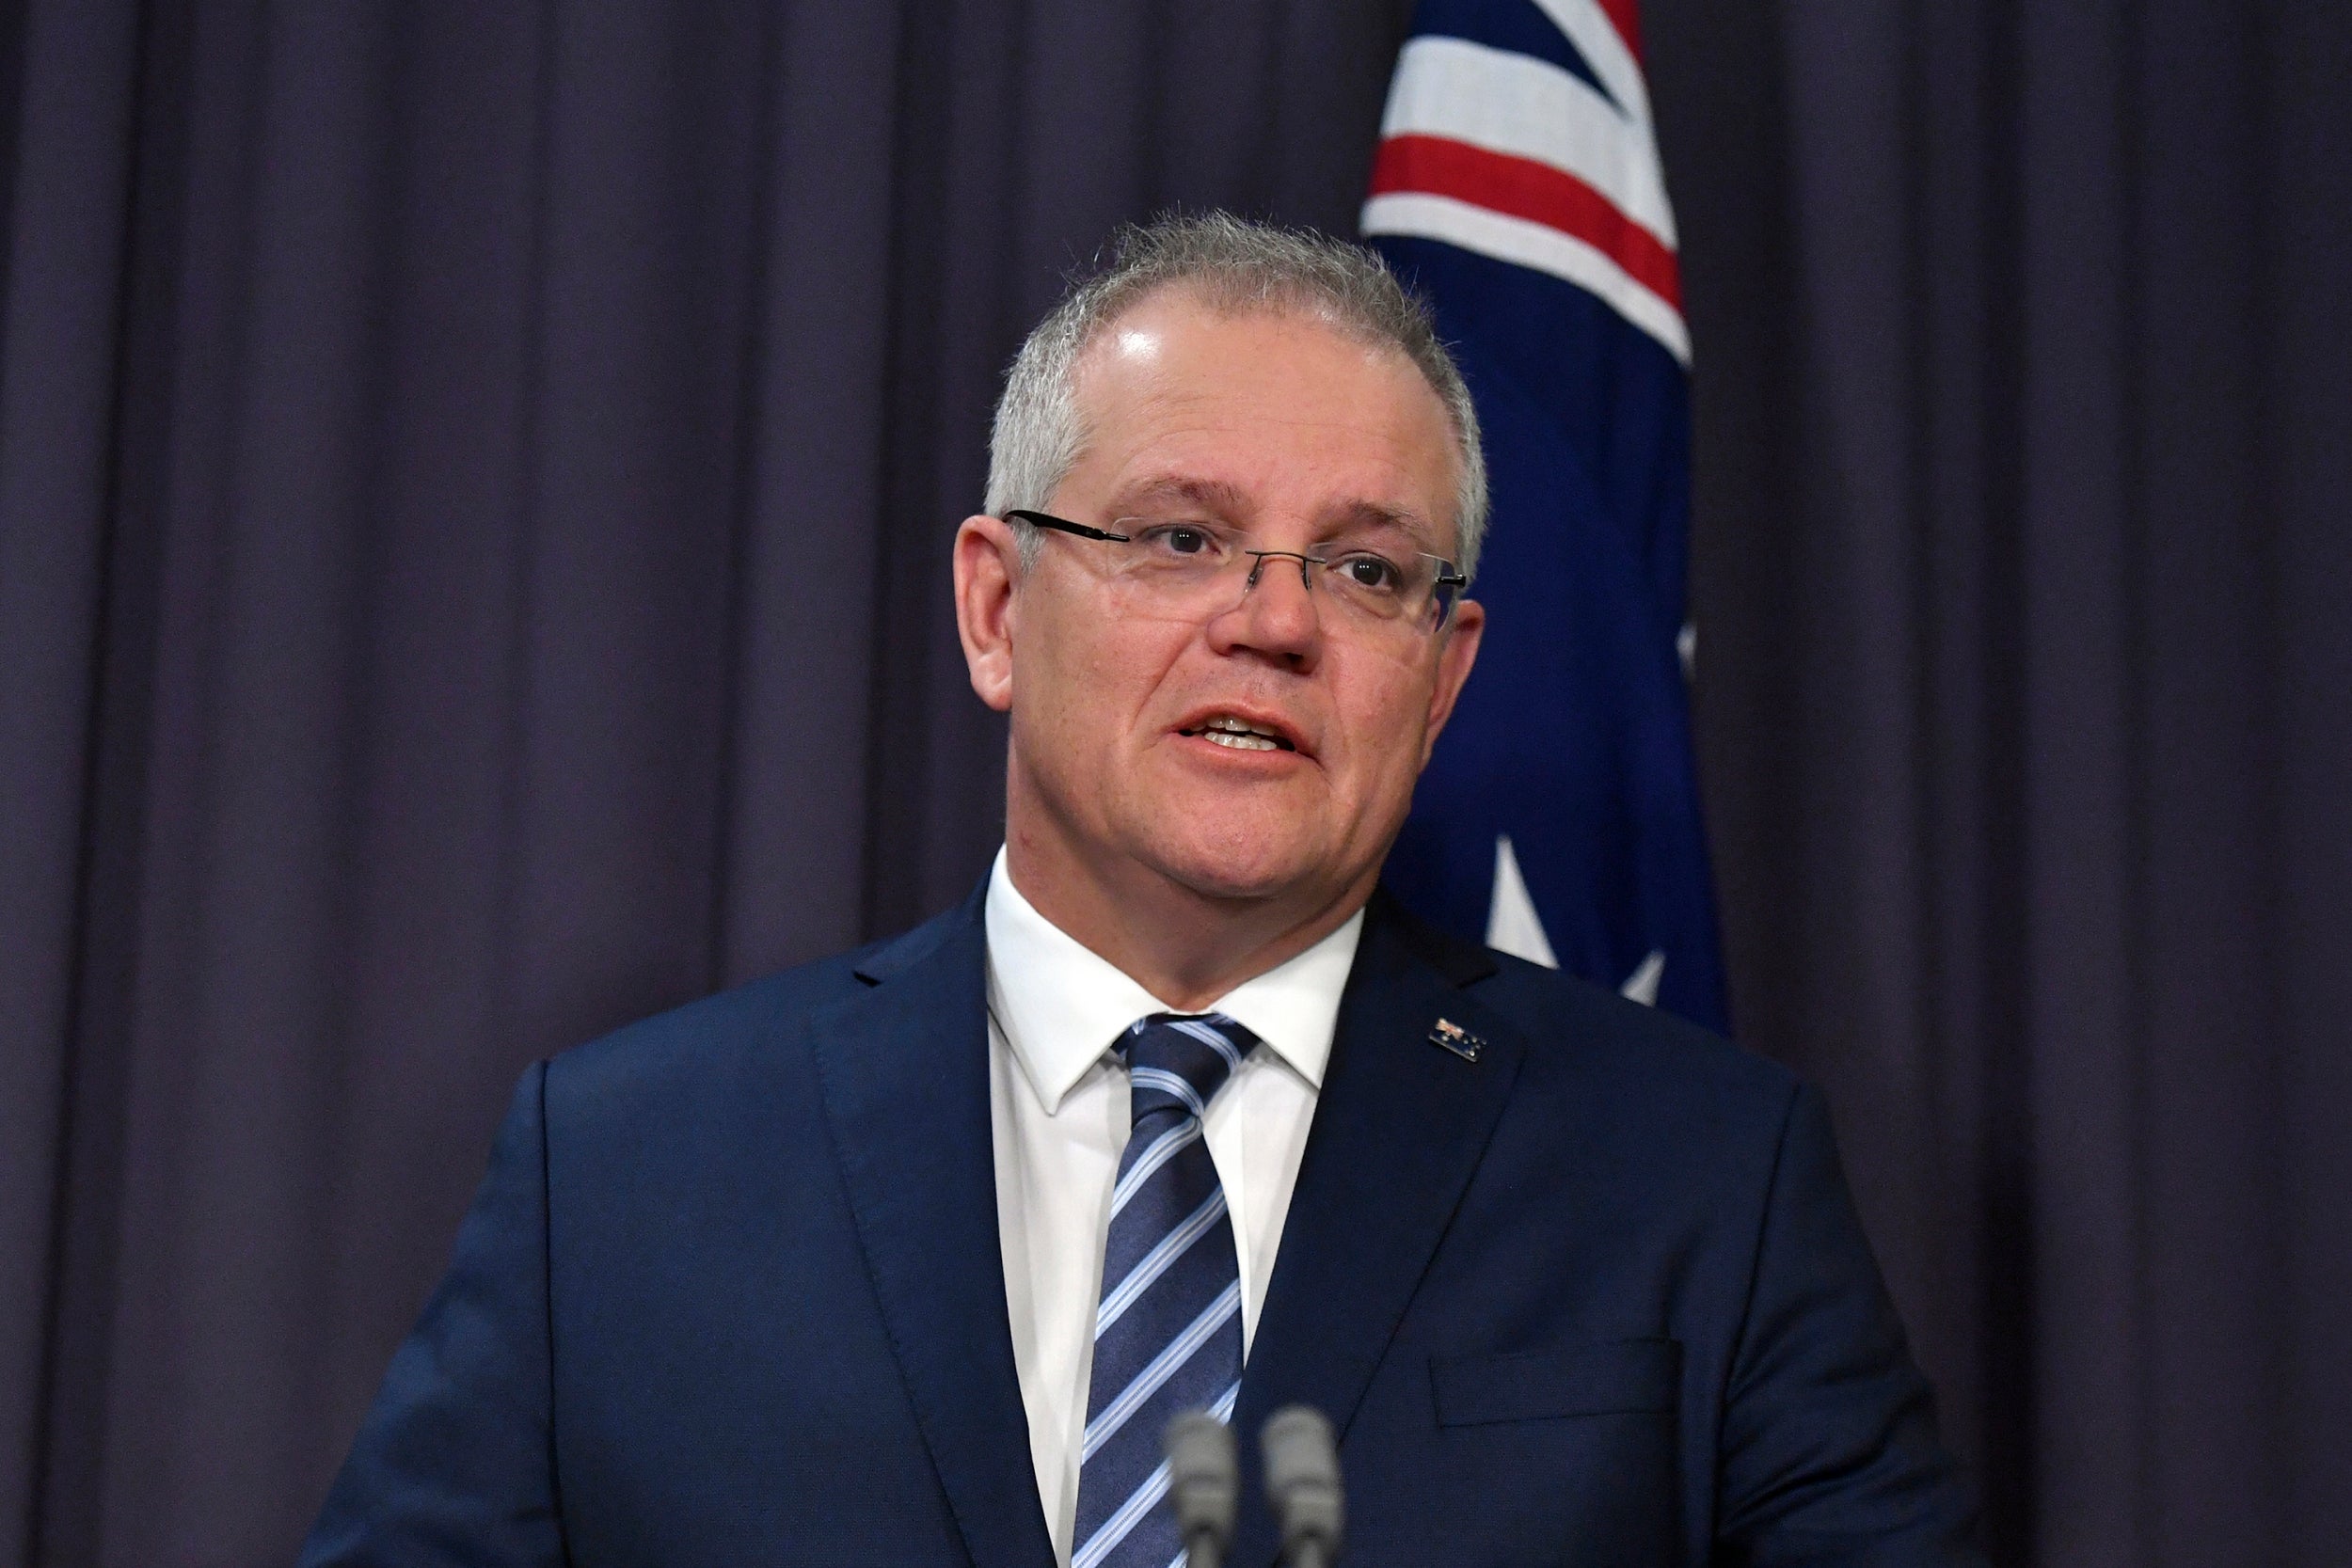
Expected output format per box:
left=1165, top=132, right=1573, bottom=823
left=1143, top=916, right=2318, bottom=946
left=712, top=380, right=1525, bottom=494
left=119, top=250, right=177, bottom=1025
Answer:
left=303, top=882, right=1980, bottom=1566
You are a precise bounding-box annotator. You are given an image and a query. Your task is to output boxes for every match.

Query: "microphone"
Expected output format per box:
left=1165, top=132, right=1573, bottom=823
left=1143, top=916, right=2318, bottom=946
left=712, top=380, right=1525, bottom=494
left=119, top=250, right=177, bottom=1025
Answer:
left=1164, top=1410, right=1239, bottom=1568
left=1261, top=1405, right=1344, bottom=1568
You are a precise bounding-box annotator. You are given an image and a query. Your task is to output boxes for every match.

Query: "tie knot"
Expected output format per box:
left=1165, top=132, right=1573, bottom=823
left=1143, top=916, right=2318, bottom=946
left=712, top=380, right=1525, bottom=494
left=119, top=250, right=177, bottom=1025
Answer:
left=1121, top=1012, right=1253, bottom=1119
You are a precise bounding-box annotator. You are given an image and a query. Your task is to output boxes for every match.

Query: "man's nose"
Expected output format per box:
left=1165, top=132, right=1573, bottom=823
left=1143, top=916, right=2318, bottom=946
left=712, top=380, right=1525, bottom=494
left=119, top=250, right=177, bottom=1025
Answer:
left=1208, top=551, right=1323, bottom=663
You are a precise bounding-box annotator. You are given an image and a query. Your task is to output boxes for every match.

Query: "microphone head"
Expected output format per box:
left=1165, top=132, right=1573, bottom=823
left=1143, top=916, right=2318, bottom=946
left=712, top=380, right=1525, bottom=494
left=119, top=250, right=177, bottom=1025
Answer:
left=1260, top=1405, right=1343, bottom=1559
left=1164, top=1409, right=1238, bottom=1558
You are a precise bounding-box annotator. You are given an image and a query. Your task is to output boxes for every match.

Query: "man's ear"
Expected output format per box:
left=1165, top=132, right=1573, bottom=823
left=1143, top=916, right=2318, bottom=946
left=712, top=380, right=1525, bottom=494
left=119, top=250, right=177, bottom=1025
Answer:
left=1418, top=597, right=1486, bottom=768
left=954, top=514, right=1021, bottom=712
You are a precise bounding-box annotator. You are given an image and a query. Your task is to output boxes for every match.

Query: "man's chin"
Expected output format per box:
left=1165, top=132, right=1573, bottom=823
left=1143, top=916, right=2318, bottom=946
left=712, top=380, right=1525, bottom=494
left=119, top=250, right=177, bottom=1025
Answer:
left=1135, top=832, right=1339, bottom=906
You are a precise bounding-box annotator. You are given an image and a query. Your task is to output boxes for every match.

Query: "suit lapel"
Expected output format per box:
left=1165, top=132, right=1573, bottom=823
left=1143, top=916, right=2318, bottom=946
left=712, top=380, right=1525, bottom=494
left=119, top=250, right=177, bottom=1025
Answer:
left=810, top=888, right=1056, bottom=1568
left=1229, top=895, right=1528, bottom=1567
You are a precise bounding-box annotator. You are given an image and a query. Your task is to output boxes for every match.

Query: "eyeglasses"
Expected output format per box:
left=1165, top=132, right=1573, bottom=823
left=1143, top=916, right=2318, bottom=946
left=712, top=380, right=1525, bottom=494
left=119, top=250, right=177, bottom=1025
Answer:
left=1004, top=510, right=1469, bottom=634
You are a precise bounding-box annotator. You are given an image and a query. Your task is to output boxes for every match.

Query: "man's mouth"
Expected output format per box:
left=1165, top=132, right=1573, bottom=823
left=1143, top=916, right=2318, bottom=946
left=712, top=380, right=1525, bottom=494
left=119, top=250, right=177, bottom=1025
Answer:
left=1180, top=715, right=1297, bottom=752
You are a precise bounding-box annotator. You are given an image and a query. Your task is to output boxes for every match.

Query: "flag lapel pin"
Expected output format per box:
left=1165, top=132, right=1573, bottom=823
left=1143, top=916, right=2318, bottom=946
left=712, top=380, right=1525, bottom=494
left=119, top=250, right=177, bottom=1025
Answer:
left=1428, top=1019, right=1484, bottom=1063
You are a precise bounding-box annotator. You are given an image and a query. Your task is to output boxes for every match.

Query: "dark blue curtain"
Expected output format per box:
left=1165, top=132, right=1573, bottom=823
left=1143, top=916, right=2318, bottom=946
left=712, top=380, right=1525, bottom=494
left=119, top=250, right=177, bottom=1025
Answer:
left=1654, top=4, right=2352, bottom=1562
left=0, top=1, right=2344, bottom=1563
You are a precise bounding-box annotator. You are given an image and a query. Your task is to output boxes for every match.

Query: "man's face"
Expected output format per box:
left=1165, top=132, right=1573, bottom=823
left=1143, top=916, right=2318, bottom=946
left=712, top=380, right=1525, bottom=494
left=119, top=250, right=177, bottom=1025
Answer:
left=962, top=288, right=1485, bottom=913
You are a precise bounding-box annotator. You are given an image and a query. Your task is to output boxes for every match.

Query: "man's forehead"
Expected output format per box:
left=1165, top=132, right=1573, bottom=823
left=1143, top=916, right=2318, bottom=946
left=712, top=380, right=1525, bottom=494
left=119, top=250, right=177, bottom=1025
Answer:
left=1070, top=299, right=1444, bottom=460
left=1073, top=286, right=1406, bottom=389
left=1059, top=287, right=1460, bottom=548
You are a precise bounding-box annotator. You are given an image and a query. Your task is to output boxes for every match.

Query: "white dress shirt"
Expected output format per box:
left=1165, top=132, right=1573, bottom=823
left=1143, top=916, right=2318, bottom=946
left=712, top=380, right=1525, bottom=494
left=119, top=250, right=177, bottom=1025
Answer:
left=983, top=848, right=1363, bottom=1567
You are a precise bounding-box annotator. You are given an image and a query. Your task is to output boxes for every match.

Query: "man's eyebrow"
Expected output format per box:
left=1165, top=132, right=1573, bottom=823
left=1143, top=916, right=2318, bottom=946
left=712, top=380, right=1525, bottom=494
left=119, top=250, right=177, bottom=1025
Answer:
left=1325, top=500, right=1438, bottom=549
left=1104, top=475, right=1254, bottom=518
left=1103, top=480, right=1445, bottom=550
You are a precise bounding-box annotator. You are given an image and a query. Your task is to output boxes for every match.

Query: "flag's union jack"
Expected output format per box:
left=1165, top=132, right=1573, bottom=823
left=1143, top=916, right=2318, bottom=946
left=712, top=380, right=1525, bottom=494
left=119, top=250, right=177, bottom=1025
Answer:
left=1365, top=0, right=1728, bottom=1030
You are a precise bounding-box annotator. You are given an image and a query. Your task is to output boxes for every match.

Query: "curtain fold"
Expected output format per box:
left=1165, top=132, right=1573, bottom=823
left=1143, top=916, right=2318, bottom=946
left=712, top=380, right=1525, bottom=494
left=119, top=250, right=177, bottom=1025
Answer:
left=0, top=1, right=146, bottom=1560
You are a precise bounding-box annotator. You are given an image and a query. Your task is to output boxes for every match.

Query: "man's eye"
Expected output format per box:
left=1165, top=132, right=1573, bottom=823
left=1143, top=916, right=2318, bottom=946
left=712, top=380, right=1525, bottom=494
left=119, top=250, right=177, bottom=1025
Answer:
left=1334, top=553, right=1403, bottom=591
left=1140, top=524, right=1221, bottom=557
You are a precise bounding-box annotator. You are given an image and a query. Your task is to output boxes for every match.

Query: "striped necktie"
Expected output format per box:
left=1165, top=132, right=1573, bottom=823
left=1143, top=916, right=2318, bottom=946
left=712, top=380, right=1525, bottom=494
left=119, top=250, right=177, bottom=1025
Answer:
left=1071, top=1011, right=1254, bottom=1568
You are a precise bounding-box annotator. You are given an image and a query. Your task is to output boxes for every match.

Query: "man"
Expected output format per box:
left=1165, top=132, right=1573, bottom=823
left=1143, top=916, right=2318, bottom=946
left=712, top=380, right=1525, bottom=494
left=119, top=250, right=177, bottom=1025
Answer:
left=303, top=214, right=1979, bottom=1566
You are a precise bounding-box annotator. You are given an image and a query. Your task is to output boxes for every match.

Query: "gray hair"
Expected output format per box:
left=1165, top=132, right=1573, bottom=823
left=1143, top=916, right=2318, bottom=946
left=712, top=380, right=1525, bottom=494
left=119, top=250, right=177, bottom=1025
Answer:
left=985, top=212, right=1488, bottom=580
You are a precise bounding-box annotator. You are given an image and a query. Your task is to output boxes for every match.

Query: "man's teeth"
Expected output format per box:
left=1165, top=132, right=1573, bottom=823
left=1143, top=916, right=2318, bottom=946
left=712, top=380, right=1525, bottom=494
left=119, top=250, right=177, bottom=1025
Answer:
left=1192, top=717, right=1290, bottom=752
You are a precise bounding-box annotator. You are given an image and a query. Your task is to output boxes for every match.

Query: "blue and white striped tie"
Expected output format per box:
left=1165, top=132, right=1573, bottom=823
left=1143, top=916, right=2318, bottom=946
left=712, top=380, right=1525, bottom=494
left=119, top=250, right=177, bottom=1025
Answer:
left=1071, top=1012, right=1254, bottom=1568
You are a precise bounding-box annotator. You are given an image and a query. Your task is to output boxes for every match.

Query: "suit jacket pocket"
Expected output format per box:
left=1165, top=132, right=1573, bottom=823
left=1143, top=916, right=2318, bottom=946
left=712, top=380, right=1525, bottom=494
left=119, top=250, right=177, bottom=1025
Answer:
left=1430, top=1338, right=1682, bottom=1427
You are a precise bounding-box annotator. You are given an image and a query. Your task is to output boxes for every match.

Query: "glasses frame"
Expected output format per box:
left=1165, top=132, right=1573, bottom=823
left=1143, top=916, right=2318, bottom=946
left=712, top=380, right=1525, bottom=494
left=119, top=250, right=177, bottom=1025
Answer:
left=1002, top=508, right=1470, bottom=630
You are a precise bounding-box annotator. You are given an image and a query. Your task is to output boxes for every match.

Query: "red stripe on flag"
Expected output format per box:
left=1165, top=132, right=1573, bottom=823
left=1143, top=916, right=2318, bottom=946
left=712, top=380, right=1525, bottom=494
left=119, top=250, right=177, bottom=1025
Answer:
left=1369, top=135, right=1681, bottom=309
left=1595, top=0, right=1643, bottom=59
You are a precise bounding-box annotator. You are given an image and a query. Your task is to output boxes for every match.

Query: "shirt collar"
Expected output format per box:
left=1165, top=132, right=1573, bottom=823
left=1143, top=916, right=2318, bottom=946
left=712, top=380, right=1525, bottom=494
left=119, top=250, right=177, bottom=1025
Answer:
left=982, top=847, right=1363, bottom=1113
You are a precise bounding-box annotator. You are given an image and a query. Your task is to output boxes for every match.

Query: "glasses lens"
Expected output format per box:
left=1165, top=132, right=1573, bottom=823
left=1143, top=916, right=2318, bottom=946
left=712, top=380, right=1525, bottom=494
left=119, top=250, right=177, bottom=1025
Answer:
left=1097, top=518, right=1251, bottom=620
left=1316, top=548, right=1427, bottom=620
left=1432, top=574, right=1461, bottom=626
left=1122, top=520, right=1238, bottom=574
left=1089, top=517, right=1457, bottom=635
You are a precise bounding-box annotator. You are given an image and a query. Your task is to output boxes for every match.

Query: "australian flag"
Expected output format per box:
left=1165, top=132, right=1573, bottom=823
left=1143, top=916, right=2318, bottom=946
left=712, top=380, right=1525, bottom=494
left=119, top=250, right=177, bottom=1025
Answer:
left=1364, top=0, right=1729, bottom=1031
